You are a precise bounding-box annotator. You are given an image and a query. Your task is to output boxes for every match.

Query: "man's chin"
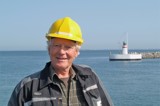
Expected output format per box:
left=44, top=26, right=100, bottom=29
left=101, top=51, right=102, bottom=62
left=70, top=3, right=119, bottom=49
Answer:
left=54, top=64, right=69, bottom=70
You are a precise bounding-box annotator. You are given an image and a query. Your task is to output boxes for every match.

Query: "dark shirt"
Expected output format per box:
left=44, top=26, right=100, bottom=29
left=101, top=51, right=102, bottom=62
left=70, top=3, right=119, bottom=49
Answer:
left=50, top=65, right=88, bottom=106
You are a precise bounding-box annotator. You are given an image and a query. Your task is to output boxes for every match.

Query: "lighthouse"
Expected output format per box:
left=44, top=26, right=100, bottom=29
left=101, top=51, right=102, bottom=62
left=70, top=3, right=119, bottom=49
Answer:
left=109, top=34, right=142, bottom=61
left=122, top=41, right=128, bottom=54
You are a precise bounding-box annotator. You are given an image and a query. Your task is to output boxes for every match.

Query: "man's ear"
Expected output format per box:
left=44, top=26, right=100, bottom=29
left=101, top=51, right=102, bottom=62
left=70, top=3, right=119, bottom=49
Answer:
left=75, top=51, right=80, bottom=57
left=47, top=46, right=51, bottom=55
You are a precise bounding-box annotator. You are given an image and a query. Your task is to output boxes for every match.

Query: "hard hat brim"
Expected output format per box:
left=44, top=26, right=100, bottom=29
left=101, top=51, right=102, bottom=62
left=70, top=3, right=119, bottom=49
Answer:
left=46, top=33, right=83, bottom=45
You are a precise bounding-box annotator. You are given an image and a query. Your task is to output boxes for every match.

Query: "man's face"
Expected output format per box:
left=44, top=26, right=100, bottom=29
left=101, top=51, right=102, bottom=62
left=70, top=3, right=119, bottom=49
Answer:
left=48, top=38, right=79, bottom=71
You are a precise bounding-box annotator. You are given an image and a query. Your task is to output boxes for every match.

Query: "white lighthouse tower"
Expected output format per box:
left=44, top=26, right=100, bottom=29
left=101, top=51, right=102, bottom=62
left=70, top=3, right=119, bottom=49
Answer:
left=109, top=33, right=142, bottom=61
left=122, top=41, right=128, bottom=54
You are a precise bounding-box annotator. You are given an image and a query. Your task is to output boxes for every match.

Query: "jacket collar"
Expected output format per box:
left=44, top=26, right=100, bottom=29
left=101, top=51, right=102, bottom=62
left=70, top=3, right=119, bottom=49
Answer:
left=39, top=62, right=53, bottom=89
left=72, top=64, right=92, bottom=76
left=39, top=62, right=92, bottom=89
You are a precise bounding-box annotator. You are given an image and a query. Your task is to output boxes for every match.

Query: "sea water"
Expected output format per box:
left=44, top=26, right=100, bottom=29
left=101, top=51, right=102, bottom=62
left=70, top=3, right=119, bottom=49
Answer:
left=0, top=50, right=160, bottom=106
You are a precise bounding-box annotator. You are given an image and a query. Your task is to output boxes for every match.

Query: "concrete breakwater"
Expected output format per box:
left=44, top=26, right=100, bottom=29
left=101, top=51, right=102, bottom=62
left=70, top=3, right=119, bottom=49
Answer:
left=141, top=52, right=160, bottom=59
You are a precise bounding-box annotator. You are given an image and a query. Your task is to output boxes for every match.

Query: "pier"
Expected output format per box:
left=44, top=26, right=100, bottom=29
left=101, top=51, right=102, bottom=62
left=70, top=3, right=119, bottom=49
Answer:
left=141, top=52, right=160, bottom=59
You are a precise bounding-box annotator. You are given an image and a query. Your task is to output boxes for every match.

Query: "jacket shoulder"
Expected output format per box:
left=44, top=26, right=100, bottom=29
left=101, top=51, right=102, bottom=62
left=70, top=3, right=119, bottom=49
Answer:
left=16, top=71, right=41, bottom=92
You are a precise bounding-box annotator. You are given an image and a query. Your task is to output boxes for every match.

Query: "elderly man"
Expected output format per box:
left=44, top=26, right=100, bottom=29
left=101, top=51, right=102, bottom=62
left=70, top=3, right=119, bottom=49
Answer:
left=8, top=17, right=114, bottom=106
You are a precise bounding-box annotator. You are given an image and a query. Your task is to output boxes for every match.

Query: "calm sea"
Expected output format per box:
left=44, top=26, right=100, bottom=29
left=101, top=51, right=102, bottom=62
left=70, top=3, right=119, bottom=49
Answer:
left=0, top=50, right=160, bottom=106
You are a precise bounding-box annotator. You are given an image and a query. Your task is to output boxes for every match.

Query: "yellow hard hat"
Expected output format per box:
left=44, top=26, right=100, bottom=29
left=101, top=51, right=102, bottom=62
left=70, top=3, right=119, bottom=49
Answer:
left=46, top=17, right=84, bottom=45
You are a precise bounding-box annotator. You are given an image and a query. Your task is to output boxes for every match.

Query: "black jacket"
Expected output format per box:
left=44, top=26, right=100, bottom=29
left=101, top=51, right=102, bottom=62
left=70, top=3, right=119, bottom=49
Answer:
left=8, top=62, right=114, bottom=106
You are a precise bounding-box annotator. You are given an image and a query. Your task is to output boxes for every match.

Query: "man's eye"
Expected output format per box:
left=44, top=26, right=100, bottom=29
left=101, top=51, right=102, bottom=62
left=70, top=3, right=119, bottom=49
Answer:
left=65, top=46, right=72, bottom=49
left=53, top=44, right=60, bottom=47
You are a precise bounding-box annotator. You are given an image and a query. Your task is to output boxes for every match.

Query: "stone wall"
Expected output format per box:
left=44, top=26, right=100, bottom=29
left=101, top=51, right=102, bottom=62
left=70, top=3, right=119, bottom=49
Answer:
left=141, top=52, right=160, bottom=59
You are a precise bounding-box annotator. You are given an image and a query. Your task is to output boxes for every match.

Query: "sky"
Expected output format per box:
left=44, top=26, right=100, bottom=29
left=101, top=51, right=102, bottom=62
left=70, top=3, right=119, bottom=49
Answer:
left=0, top=0, right=160, bottom=51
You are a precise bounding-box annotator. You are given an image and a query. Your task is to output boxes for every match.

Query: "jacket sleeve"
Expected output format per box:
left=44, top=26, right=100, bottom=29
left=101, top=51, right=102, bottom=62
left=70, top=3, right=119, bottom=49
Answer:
left=93, top=72, right=114, bottom=106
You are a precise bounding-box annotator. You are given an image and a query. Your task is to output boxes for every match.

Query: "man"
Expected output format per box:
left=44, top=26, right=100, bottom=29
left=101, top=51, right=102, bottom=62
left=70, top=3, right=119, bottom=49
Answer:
left=8, top=17, right=114, bottom=106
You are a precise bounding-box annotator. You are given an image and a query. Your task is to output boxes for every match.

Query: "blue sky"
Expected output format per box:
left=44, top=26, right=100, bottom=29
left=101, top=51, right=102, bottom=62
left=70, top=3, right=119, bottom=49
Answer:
left=0, top=0, right=160, bottom=50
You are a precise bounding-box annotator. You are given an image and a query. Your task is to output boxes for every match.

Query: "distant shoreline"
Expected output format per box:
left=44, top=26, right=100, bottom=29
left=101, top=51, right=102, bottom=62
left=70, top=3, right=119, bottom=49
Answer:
left=1, top=50, right=160, bottom=59
left=0, top=49, right=160, bottom=52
